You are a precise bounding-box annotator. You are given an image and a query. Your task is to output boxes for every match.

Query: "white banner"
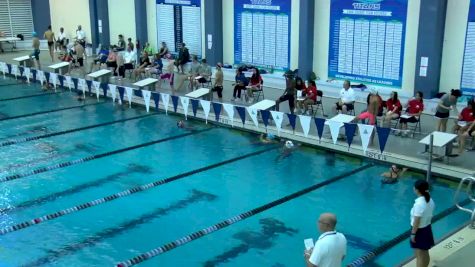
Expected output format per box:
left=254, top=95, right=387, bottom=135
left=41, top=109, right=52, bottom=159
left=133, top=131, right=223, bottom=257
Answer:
left=299, top=115, right=312, bottom=137
left=24, top=67, right=31, bottom=83
left=222, top=103, right=235, bottom=127
left=179, top=96, right=190, bottom=119
left=200, top=100, right=211, bottom=123
left=270, top=111, right=284, bottom=136
left=0, top=62, right=6, bottom=78
left=327, top=120, right=343, bottom=145
left=93, top=81, right=101, bottom=100
left=11, top=65, right=18, bottom=78
left=125, top=87, right=133, bottom=107
left=78, top=78, right=86, bottom=97
left=37, top=70, right=45, bottom=85
left=161, top=93, right=170, bottom=114
left=142, top=90, right=151, bottom=112
left=50, top=73, right=58, bottom=91
left=109, top=84, right=117, bottom=103
left=247, top=107, right=259, bottom=127
left=358, top=124, right=374, bottom=154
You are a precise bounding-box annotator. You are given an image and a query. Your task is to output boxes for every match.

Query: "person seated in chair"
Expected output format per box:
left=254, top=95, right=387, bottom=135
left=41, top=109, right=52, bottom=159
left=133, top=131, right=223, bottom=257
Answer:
left=146, top=53, right=163, bottom=77
left=212, top=63, right=224, bottom=101
left=333, top=80, right=355, bottom=115
left=197, top=58, right=212, bottom=86
left=245, top=68, right=263, bottom=103
left=383, top=91, right=402, bottom=128
left=232, top=68, right=249, bottom=102
left=106, top=45, right=118, bottom=75
left=298, top=80, right=318, bottom=115
left=188, top=55, right=201, bottom=90
left=397, top=91, right=424, bottom=137
left=118, top=44, right=136, bottom=78
left=133, top=50, right=151, bottom=81
left=88, top=45, right=109, bottom=73
left=454, top=99, right=474, bottom=155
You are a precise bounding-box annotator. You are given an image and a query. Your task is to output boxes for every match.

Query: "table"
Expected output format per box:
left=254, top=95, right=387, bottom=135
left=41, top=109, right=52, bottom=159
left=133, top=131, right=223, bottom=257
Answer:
left=88, top=69, right=112, bottom=83
left=249, top=99, right=276, bottom=111
left=185, top=88, right=211, bottom=99
left=13, top=55, right=32, bottom=67
left=0, top=37, right=20, bottom=52
left=48, top=62, right=70, bottom=75
left=133, top=78, right=158, bottom=91
left=419, top=131, right=458, bottom=160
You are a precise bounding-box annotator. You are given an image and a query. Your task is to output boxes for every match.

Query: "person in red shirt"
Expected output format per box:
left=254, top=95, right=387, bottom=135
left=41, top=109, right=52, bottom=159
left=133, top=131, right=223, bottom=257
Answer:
left=397, top=91, right=424, bottom=136
left=454, top=99, right=474, bottom=154
left=245, top=68, right=263, bottom=103
left=298, top=80, right=318, bottom=115
left=383, top=91, right=402, bottom=127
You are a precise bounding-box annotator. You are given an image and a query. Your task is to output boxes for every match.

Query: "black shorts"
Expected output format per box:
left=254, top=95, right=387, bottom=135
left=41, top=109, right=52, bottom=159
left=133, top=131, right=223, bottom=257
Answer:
left=469, top=129, right=474, bottom=137
left=212, top=86, right=223, bottom=98
left=30, top=49, right=40, bottom=60
left=435, top=111, right=449, bottom=119
left=48, top=41, right=54, bottom=47
left=336, top=102, right=354, bottom=111
left=410, top=224, right=435, bottom=250
left=198, top=77, right=208, bottom=83
left=75, top=58, right=84, bottom=66
left=278, top=94, right=294, bottom=103
left=56, top=39, right=65, bottom=46
left=107, top=62, right=117, bottom=68
left=400, top=116, right=419, bottom=124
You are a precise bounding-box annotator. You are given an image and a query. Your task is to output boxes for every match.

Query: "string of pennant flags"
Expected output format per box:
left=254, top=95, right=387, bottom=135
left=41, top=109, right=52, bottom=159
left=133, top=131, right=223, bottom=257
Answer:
left=0, top=61, right=391, bottom=154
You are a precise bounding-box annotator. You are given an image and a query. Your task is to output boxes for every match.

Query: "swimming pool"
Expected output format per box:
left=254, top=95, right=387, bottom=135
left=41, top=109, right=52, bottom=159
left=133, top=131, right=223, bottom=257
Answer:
left=0, top=76, right=472, bottom=267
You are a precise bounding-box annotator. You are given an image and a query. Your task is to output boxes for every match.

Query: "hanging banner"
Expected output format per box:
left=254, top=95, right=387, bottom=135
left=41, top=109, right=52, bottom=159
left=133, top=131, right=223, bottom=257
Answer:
left=287, top=113, right=297, bottom=131
left=236, top=106, right=246, bottom=125
left=344, top=123, right=357, bottom=149
left=109, top=84, right=117, bottom=103
left=376, top=126, right=391, bottom=153
left=161, top=93, right=170, bottom=114
left=213, top=102, right=222, bottom=121
left=78, top=78, right=86, bottom=97
left=24, top=67, right=31, bottom=83
left=179, top=96, right=190, bottom=119
left=58, top=75, right=64, bottom=88
left=37, top=70, right=45, bottom=85
left=44, top=72, right=50, bottom=85
left=92, top=81, right=100, bottom=99
left=261, top=110, right=271, bottom=128
left=247, top=107, right=259, bottom=127
left=222, top=103, right=235, bottom=126
left=299, top=115, right=312, bottom=137
left=460, top=0, right=475, bottom=95
left=358, top=123, right=374, bottom=154
left=314, top=117, right=326, bottom=141
left=270, top=110, right=284, bottom=136
left=49, top=73, right=58, bottom=91
left=142, top=90, right=151, bottom=112
left=0, top=62, right=5, bottom=78
left=152, top=92, right=160, bottom=110
left=11, top=65, right=18, bottom=78
left=171, top=95, right=179, bottom=112
left=191, top=99, right=199, bottom=117
left=200, top=100, right=211, bottom=123
left=118, top=86, right=125, bottom=104
left=125, top=87, right=133, bottom=107
left=328, top=120, right=343, bottom=145
left=101, top=83, right=108, bottom=97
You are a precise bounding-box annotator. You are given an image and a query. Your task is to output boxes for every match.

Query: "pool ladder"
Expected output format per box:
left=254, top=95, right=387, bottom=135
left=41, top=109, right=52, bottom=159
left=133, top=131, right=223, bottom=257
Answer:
left=454, top=176, right=475, bottom=229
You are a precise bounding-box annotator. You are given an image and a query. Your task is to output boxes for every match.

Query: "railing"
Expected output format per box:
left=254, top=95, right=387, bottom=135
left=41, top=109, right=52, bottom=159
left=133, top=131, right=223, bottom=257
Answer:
left=454, top=176, right=475, bottom=228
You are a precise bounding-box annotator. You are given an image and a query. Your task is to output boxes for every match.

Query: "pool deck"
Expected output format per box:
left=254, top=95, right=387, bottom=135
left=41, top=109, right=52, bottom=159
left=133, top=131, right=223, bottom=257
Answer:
left=402, top=224, right=475, bottom=267
left=0, top=51, right=474, bottom=179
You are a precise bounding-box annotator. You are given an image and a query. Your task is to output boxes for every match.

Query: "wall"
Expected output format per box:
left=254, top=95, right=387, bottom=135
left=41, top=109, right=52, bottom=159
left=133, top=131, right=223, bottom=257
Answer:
left=49, top=0, right=91, bottom=43
left=313, top=0, right=420, bottom=97
left=222, top=0, right=300, bottom=70
left=108, top=0, right=136, bottom=45
left=439, top=0, right=470, bottom=93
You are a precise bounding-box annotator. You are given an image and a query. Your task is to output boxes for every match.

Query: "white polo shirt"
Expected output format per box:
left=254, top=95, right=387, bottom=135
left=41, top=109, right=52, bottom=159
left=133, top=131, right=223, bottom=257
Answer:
left=57, top=32, right=66, bottom=41
left=76, top=30, right=85, bottom=41
left=309, top=231, right=347, bottom=267
left=410, top=196, right=435, bottom=228
left=123, top=50, right=136, bottom=64
left=340, top=88, right=355, bottom=104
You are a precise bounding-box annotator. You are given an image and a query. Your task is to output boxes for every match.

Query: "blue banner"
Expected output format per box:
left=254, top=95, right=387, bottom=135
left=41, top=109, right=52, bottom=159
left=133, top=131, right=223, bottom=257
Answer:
left=461, top=0, right=475, bottom=96
left=376, top=126, right=390, bottom=153
left=171, top=95, right=179, bottom=112
left=213, top=103, right=222, bottom=121
left=234, top=0, right=291, bottom=70
left=236, top=106, right=246, bottom=125
left=86, top=80, right=92, bottom=94
left=101, top=83, right=108, bottom=96
left=152, top=92, right=160, bottom=110
left=344, top=123, right=357, bottom=148
left=58, top=75, right=65, bottom=87
left=261, top=110, right=271, bottom=127
left=118, top=86, right=125, bottom=103
left=328, top=0, right=408, bottom=88
left=191, top=99, right=199, bottom=116
left=72, top=77, right=78, bottom=90
left=287, top=113, right=296, bottom=131
left=314, top=117, right=326, bottom=141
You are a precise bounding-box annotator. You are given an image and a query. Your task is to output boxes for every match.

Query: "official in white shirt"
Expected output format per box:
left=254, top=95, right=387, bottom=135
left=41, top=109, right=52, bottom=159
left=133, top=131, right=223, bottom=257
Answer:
left=305, top=213, right=347, bottom=267
left=55, top=27, right=67, bottom=52
left=410, top=180, right=435, bottom=267
left=118, top=44, right=137, bottom=78
left=333, top=80, right=356, bottom=114
left=76, top=25, right=86, bottom=47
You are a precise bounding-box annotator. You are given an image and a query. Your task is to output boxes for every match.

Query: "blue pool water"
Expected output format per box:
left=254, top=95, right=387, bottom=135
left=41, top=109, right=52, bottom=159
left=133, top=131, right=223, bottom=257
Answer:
left=0, top=77, right=472, bottom=267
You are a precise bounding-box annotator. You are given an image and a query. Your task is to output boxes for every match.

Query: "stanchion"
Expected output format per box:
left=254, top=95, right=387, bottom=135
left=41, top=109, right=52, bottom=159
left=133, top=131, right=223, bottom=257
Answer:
left=426, top=134, right=433, bottom=182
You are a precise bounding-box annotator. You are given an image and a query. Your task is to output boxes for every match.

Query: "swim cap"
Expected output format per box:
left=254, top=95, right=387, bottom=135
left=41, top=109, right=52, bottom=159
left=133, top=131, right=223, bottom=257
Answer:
left=32, top=32, right=37, bottom=37
left=285, top=140, right=294, bottom=148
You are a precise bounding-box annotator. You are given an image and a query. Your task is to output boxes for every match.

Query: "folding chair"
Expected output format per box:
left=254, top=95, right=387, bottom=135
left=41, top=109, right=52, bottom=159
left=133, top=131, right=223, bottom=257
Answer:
left=310, top=90, right=325, bottom=116
left=250, top=80, right=265, bottom=103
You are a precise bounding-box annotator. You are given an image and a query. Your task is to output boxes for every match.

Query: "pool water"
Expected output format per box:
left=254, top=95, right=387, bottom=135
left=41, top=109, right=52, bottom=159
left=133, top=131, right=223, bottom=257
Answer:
left=0, top=77, right=472, bottom=267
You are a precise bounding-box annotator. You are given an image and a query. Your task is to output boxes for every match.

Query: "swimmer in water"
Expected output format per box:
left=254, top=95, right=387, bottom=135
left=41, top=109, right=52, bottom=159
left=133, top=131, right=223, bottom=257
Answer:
left=259, top=133, right=279, bottom=144
left=276, top=140, right=297, bottom=161
left=381, top=165, right=408, bottom=184
left=177, top=120, right=194, bottom=130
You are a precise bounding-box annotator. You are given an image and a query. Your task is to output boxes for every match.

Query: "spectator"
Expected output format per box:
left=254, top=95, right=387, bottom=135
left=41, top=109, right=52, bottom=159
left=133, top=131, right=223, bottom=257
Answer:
left=177, top=43, right=190, bottom=74
left=245, top=68, right=263, bottom=103
left=197, top=58, right=212, bottom=85
left=30, top=32, right=41, bottom=70
left=127, top=37, right=134, bottom=51
left=106, top=45, right=118, bottom=75
left=299, top=80, right=318, bottom=115
left=454, top=99, right=474, bottom=155
left=43, top=25, right=55, bottom=62
left=231, top=68, right=248, bottom=101
left=383, top=91, right=402, bottom=128
left=118, top=44, right=136, bottom=78
left=435, top=89, right=462, bottom=132
left=397, top=91, right=424, bottom=137
left=143, top=42, right=154, bottom=56
left=158, top=42, right=169, bottom=58
left=55, top=27, right=67, bottom=52
left=410, top=180, right=435, bottom=267
left=146, top=53, right=163, bottom=77
left=188, top=55, right=200, bottom=90
left=133, top=50, right=151, bottom=81
left=88, top=44, right=109, bottom=73
left=117, top=34, right=126, bottom=51
left=333, top=80, right=355, bottom=114
left=304, top=213, right=347, bottom=267
left=212, top=63, right=224, bottom=101
left=275, top=70, right=296, bottom=114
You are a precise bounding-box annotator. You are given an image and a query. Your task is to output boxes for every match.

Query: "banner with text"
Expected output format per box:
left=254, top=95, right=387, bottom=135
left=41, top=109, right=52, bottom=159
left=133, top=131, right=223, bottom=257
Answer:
left=461, top=0, right=475, bottom=96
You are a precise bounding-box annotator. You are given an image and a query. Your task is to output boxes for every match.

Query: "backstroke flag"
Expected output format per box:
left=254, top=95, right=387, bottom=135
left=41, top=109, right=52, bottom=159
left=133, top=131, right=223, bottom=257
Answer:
left=93, top=81, right=101, bottom=99
left=247, top=107, right=259, bottom=127
left=344, top=123, right=357, bottom=149
left=314, top=117, right=325, bottom=142
left=125, top=87, right=133, bottom=107
left=11, top=65, right=18, bottom=78
left=261, top=110, right=271, bottom=128
left=49, top=73, right=58, bottom=91
left=37, top=70, right=45, bottom=85
left=191, top=99, right=199, bottom=116
left=299, top=115, right=311, bottom=137
left=236, top=106, right=246, bottom=125
left=200, top=100, right=211, bottom=123
left=213, top=102, right=222, bottom=121
left=117, top=86, right=125, bottom=104
left=358, top=124, right=374, bottom=154
left=287, top=113, right=297, bottom=132
left=179, top=96, right=190, bottom=119
left=161, top=93, right=170, bottom=114
left=271, top=111, right=284, bottom=136
left=78, top=78, right=86, bottom=97
left=223, top=103, right=235, bottom=126
left=328, top=120, right=343, bottom=145
left=0, top=62, right=5, bottom=78
left=24, top=67, right=31, bottom=83
left=377, top=126, right=391, bottom=153
left=109, top=84, right=117, bottom=103
left=152, top=92, right=160, bottom=110
left=171, top=95, right=179, bottom=112
left=142, top=90, right=151, bottom=112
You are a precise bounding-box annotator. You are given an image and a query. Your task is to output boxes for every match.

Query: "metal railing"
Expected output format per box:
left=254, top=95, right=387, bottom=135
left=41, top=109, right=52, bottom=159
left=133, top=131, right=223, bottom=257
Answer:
left=454, top=176, right=475, bottom=228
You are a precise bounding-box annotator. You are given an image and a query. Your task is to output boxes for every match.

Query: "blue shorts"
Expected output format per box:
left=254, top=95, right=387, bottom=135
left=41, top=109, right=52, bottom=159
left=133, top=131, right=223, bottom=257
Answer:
left=30, top=49, right=40, bottom=60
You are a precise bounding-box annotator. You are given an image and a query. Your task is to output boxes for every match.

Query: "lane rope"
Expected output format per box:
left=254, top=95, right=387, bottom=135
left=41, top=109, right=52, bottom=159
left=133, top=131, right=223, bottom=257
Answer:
left=0, top=145, right=277, bottom=236
left=0, top=91, right=57, bottom=102
left=115, top=164, right=374, bottom=267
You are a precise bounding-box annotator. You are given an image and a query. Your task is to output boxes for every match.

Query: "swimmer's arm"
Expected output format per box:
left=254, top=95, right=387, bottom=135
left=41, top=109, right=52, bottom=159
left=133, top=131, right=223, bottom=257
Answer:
left=398, top=168, right=408, bottom=178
